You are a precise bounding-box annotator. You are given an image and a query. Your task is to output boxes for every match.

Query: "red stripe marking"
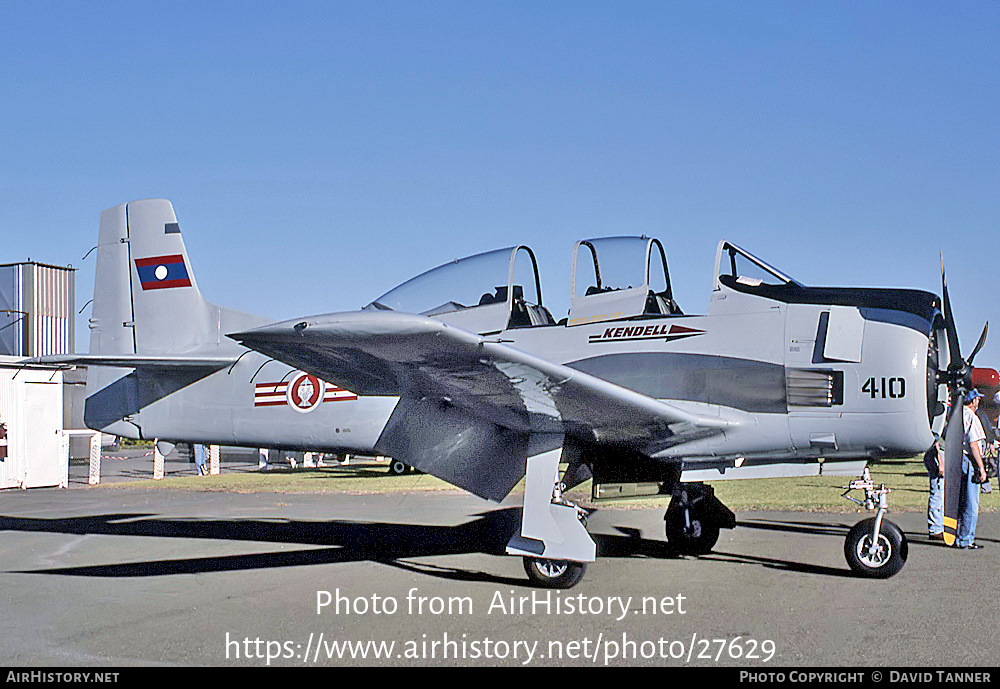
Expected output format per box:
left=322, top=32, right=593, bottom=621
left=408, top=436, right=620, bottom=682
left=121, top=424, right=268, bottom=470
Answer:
left=135, top=254, right=185, bottom=268
left=141, top=278, right=192, bottom=290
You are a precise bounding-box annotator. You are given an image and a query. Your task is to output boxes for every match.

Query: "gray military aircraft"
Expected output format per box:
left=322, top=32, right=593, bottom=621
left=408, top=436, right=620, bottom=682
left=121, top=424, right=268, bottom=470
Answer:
left=39, top=199, right=983, bottom=588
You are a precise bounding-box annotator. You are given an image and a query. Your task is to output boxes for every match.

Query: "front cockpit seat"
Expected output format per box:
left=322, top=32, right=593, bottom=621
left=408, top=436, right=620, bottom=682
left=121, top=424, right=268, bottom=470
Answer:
left=645, top=291, right=683, bottom=316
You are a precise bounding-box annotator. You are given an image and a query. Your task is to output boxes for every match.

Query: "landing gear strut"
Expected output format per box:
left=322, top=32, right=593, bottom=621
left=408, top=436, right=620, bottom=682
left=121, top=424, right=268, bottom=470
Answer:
left=842, top=467, right=907, bottom=578
left=664, top=483, right=736, bottom=555
left=506, top=446, right=596, bottom=588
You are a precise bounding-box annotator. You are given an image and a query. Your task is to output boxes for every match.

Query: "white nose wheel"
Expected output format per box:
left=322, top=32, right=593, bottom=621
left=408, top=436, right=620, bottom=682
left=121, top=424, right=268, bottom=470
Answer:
left=842, top=468, right=907, bottom=578
left=844, top=518, right=906, bottom=578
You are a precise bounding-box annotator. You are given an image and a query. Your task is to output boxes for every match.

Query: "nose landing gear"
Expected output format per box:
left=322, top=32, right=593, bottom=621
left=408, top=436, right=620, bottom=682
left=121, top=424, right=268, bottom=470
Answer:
left=842, top=467, right=907, bottom=578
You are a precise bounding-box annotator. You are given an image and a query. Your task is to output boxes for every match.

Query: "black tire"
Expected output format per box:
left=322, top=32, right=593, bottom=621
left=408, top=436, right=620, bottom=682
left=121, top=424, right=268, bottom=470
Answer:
left=844, top=518, right=907, bottom=578
left=387, top=459, right=410, bottom=475
left=664, top=503, right=720, bottom=555
left=522, top=557, right=587, bottom=589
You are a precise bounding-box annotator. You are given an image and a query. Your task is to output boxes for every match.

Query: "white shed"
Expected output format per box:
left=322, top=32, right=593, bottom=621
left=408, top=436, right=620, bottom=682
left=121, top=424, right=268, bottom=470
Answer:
left=0, top=356, right=67, bottom=489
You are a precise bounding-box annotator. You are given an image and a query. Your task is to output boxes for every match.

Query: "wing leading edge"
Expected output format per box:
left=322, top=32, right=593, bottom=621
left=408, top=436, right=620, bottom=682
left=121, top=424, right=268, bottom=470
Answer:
left=231, top=312, right=739, bottom=501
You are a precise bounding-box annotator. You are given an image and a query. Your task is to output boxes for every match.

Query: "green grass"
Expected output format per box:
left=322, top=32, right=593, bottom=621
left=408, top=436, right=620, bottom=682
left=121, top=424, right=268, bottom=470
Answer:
left=108, top=464, right=464, bottom=494
left=105, top=457, right=998, bottom=513
left=711, top=458, right=952, bottom=512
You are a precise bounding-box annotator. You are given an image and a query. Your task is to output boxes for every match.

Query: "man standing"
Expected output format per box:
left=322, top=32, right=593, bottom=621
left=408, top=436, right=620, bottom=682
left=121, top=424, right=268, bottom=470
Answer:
left=924, top=438, right=944, bottom=541
left=194, top=444, right=208, bottom=476
left=958, top=389, right=989, bottom=549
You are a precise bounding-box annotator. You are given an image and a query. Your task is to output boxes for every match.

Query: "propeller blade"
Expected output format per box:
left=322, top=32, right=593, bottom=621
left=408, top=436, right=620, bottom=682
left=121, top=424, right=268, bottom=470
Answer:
left=967, top=321, right=988, bottom=367
left=941, top=392, right=965, bottom=546
left=940, top=253, right=962, bottom=372
left=935, top=253, right=980, bottom=546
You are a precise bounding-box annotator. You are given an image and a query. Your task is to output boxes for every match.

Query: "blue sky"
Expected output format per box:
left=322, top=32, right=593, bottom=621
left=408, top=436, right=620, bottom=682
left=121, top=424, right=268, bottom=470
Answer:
left=2, top=1, right=998, bottom=365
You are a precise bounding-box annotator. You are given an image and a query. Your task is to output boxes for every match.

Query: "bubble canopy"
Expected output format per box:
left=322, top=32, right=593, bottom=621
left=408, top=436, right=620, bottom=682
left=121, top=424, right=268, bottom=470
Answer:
left=567, top=236, right=681, bottom=326
left=364, top=246, right=553, bottom=334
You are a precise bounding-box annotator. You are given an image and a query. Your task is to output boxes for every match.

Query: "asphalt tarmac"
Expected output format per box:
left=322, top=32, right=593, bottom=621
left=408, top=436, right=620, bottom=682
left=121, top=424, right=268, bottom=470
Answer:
left=1, top=451, right=996, bottom=667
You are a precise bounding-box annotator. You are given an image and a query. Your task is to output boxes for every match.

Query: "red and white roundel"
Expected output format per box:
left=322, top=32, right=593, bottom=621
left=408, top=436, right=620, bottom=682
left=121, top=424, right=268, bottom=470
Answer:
left=286, top=372, right=323, bottom=413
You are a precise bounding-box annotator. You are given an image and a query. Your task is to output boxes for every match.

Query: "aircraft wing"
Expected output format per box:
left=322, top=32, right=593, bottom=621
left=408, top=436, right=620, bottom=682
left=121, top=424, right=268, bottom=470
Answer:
left=231, top=312, right=738, bottom=500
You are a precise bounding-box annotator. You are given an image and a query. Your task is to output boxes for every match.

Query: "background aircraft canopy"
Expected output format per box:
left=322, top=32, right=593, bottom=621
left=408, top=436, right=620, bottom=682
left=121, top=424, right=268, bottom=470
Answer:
left=364, top=246, right=552, bottom=334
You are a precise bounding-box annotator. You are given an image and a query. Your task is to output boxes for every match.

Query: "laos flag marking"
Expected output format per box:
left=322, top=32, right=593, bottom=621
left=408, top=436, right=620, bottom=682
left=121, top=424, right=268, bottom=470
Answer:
left=135, top=255, right=192, bottom=290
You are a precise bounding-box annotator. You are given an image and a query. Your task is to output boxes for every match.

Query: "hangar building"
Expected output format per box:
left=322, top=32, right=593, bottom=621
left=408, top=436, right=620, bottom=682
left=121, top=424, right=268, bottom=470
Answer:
left=0, top=261, right=75, bottom=357
left=0, top=261, right=87, bottom=489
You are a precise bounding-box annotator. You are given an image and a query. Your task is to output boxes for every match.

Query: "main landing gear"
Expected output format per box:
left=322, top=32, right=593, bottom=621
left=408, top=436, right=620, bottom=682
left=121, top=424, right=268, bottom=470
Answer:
left=522, top=557, right=588, bottom=589
left=842, top=467, right=907, bottom=578
left=507, top=447, right=596, bottom=589
left=664, top=483, right=736, bottom=555
left=520, top=482, right=592, bottom=589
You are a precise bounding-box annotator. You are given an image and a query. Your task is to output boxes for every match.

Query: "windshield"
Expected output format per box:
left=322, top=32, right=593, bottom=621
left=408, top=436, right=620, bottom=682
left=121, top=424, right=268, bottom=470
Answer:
left=719, top=242, right=801, bottom=287
left=568, top=236, right=678, bottom=325
left=572, top=237, right=654, bottom=297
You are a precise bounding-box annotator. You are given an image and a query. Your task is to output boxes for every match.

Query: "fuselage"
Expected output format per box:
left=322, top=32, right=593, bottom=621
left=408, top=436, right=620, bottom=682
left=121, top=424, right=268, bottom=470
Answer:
left=83, top=214, right=941, bottom=472
left=108, top=280, right=940, bottom=471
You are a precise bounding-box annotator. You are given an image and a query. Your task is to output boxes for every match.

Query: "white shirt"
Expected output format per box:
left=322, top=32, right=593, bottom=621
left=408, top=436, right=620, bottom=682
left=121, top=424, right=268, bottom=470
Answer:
left=963, top=405, right=986, bottom=458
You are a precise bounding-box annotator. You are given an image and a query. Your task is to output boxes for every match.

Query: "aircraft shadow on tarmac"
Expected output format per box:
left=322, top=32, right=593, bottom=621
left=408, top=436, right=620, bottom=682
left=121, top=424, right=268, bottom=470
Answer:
left=1, top=509, right=676, bottom=584
left=3, top=510, right=974, bottom=583
left=727, top=518, right=997, bottom=577
left=736, top=516, right=998, bottom=546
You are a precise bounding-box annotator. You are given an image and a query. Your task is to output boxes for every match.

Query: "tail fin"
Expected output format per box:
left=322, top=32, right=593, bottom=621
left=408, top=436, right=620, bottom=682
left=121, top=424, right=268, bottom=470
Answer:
left=90, top=199, right=267, bottom=355
left=84, top=199, right=268, bottom=434
left=91, top=199, right=257, bottom=356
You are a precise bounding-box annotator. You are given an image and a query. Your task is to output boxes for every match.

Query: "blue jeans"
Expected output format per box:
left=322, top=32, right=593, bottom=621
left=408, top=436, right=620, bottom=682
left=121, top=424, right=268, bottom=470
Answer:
left=924, top=450, right=943, bottom=535
left=957, top=455, right=981, bottom=547
left=194, top=444, right=208, bottom=473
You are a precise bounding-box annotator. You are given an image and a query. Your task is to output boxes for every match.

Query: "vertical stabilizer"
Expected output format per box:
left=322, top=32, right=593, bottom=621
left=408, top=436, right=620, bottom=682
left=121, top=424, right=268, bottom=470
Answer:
left=86, top=199, right=268, bottom=435
left=108, top=199, right=216, bottom=354
left=91, top=199, right=265, bottom=356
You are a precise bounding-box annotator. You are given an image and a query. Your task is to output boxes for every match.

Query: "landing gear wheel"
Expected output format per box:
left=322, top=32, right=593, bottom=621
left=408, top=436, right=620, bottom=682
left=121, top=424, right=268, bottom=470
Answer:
left=522, top=557, right=587, bottom=589
left=387, top=459, right=410, bottom=475
left=664, top=503, right=720, bottom=555
left=844, top=518, right=907, bottom=578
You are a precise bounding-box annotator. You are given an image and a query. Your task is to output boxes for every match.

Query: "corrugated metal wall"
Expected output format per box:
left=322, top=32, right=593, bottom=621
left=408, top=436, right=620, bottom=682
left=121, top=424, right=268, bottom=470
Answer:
left=0, top=262, right=74, bottom=357
left=0, top=265, right=17, bottom=356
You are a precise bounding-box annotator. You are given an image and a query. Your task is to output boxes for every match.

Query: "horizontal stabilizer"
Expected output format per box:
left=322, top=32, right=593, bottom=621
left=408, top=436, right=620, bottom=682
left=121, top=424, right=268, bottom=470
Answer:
left=28, top=354, right=238, bottom=370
